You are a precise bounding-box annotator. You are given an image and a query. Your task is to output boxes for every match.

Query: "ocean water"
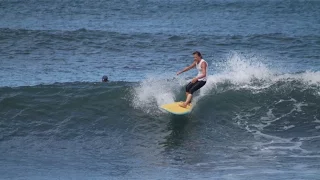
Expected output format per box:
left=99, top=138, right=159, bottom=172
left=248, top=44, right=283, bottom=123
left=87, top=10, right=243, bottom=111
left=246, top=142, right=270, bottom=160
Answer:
left=0, top=0, right=320, bottom=179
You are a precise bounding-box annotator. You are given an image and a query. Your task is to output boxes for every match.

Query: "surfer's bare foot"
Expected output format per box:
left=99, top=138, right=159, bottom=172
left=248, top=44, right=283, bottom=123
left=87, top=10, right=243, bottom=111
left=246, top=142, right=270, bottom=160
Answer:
left=179, top=102, right=187, bottom=108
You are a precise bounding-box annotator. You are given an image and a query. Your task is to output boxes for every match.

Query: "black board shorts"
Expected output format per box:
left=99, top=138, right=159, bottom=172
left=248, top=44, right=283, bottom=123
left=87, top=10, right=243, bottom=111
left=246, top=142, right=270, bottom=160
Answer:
left=186, top=80, right=206, bottom=94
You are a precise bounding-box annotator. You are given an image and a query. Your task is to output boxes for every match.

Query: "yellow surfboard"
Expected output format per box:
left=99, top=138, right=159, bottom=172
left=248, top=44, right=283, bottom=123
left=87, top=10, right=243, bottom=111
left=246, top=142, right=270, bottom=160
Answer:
left=160, top=102, right=193, bottom=115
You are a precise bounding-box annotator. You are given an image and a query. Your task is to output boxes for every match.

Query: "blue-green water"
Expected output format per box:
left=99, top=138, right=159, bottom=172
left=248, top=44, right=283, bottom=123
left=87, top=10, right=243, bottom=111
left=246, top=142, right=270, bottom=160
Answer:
left=0, top=0, right=320, bottom=179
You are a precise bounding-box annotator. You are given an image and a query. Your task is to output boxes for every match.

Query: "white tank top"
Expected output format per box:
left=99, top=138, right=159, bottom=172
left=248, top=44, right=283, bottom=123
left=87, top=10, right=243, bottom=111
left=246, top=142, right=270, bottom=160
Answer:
left=196, top=59, right=208, bottom=81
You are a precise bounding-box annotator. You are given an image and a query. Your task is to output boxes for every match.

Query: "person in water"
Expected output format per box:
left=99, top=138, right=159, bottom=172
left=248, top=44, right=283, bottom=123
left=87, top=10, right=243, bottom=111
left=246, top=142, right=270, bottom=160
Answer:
left=102, top=75, right=109, bottom=82
left=176, top=51, right=208, bottom=108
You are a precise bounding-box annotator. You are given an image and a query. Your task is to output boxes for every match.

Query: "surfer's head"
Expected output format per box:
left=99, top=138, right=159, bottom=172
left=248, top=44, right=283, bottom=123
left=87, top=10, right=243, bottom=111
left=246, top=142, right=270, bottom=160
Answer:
left=102, top=75, right=108, bottom=82
left=193, top=51, right=202, bottom=62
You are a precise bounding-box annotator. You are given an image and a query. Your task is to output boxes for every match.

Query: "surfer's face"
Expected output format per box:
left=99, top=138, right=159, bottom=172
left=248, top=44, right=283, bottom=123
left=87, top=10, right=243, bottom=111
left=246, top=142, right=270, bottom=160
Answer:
left=193, top=54, right=201, bottom=63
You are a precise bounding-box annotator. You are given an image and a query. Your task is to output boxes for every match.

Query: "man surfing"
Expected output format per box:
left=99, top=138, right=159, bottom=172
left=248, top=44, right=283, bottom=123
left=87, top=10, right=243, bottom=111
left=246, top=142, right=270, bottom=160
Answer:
left=176, top=51, right=208, bottom=108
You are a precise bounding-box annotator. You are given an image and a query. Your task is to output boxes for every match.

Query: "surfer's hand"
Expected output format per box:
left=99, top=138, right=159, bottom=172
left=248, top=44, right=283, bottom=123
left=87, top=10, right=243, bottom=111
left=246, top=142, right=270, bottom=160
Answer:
left=176, top=71, right=182, bottom=75
left=191, top=78, right=197, bottom=83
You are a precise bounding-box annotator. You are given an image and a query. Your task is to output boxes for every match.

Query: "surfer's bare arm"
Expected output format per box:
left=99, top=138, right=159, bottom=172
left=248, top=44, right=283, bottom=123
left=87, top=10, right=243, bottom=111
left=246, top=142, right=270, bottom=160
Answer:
left=177, top=61, right=196, bottom=75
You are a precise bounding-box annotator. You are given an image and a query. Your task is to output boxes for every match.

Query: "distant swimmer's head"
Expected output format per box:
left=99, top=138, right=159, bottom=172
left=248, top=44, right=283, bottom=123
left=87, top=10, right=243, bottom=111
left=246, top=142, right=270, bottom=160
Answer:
left=193, top=51, right=202, bottom=62
left=102, top=75, right=109, bottom=82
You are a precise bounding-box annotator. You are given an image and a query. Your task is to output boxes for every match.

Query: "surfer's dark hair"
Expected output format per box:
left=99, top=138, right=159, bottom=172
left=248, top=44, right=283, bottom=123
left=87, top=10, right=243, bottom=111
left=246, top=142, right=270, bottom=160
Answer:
left=193, top=51, right=202, bottom=58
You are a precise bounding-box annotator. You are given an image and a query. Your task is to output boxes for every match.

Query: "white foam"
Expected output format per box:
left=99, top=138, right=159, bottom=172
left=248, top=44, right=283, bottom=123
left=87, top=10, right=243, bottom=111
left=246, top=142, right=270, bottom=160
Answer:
left=202, top=52, right=320, bottom=94
left=233, top=96, right=312, bottom=156
left=314, top=116, right=320, bottom=123
left=299, top=70, right=320, bottom=84
left=202, top=52, right=275, bottom=92
left=131, top=74, right=187, bottom=114
left=275, top=98, right=297, bottom=105
left=283, top=125, right=295, bottom=130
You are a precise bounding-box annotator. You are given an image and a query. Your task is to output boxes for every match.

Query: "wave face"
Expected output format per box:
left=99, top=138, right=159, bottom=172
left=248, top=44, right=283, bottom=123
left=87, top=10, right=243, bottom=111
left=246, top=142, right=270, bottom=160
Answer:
left=1, top=56, right=320, bottom=179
